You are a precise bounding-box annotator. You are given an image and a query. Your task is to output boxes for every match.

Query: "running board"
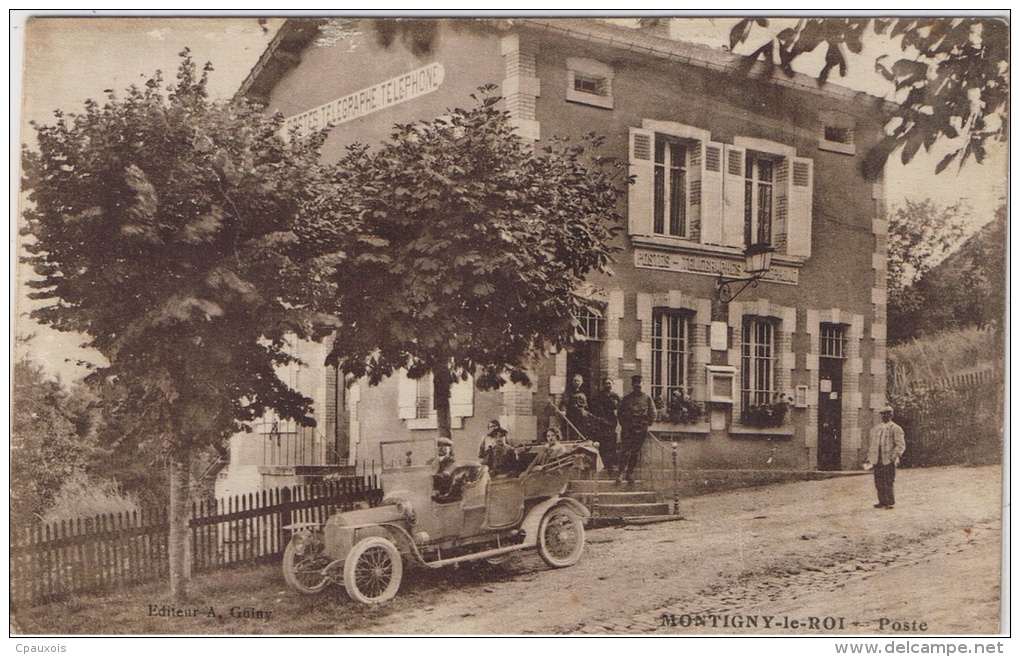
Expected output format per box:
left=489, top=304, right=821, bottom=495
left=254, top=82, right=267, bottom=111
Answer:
left=418, top=542, right=532, bottom=568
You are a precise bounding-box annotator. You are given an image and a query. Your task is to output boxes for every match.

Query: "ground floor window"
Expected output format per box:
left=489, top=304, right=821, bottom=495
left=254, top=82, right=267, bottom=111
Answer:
left=741, top=317, right=777, bottom=409
left=651, top=309, right=691, bottom=407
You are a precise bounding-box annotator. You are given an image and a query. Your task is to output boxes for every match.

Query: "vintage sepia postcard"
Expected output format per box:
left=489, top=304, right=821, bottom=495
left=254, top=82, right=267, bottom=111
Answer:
left=10, top=11, right=1008, bottom=650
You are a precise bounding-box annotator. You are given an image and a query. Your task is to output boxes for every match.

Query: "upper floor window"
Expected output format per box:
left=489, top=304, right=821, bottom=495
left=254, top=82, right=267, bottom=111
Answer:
left=629, top=121, right=814, bottom=258
left=651, top=309, right=691, bottom=406
left=398, top=370, right=474, bottom=430
left=741, top=317, right=777, bottom=408
left=566, top=57, right=614, bottom=109
left=819, top=111, right=857, bottom=155
left=744, top=152, right=775, bottom=246
left=654, top=136, right=689, bottom=237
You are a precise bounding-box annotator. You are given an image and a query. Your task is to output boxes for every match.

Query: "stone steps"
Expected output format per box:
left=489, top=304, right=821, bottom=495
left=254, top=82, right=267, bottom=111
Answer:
left=567, top=478, right=673, bottom=519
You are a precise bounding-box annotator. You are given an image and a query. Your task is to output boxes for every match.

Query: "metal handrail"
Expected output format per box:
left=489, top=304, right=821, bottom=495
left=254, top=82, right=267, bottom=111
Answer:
left=643, top=429, right=681, bottom=516
left=551, top=403, right=600, bottom=518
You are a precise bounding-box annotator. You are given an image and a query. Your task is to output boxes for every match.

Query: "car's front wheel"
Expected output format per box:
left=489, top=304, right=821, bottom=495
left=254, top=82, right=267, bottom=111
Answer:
left=282, top=536, right=330, bottom=594
left=343, top=536, right=403, bottom=604
left=537, top=505, right=585, bottom=568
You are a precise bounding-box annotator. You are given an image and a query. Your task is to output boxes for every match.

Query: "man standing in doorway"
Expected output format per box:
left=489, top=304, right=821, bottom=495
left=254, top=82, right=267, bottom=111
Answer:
left=589, top=377, right=621, bottom=475
left=865, top=405, right=906, bottom=509
left=617, top=375, right=656, bottom=484
left=559, top=374, right=589, bottom=440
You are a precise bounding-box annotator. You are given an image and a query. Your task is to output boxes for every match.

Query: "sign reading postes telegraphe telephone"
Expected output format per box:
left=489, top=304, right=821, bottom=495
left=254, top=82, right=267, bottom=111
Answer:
left=284, top=63, right=445, bottom=136
left=634, top=247, right=799, bottom=285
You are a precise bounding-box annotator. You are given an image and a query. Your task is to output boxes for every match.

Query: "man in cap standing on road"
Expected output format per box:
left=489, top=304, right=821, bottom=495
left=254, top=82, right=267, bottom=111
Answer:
left=864, top=406, right=906, bottom=509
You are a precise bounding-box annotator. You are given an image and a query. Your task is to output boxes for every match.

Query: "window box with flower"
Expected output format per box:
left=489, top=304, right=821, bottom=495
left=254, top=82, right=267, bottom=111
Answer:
left=653, top=387, right=706, bottom=427
left=740, top=392, right=795, bottom=428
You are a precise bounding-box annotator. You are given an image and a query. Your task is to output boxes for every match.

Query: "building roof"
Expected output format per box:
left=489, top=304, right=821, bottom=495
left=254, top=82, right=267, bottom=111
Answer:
left=236, top=17, right=888, bottom=110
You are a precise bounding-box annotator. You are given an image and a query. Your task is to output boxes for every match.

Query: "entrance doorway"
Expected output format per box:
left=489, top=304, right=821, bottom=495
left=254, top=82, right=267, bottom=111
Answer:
left=566, top=340, right=601, bottom=400
left=817, top=323, right=847, bottom=471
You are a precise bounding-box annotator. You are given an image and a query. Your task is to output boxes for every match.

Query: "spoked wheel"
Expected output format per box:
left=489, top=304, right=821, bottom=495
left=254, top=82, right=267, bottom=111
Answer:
left=343, top=537, right=403, bottom=604
left=282, top=537, right=330, bottom=594
left=537, top=505, right=585, bottom=568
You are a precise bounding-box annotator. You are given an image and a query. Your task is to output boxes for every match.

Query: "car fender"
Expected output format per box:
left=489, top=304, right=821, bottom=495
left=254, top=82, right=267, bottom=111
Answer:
left=520, top=497, right=590, bottom=546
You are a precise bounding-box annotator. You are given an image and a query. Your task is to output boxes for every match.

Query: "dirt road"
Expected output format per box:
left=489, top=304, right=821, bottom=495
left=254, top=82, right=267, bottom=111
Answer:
left=347, top=465, right=1003, bottom=635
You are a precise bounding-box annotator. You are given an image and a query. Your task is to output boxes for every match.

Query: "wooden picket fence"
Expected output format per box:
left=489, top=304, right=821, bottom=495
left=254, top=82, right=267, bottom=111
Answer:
left=891, top=364, right=1003, bottom=468
left=10, top=476, right=381, bottom=608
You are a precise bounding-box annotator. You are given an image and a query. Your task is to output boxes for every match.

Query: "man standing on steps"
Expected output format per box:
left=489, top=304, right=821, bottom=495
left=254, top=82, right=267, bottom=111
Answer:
left=617, top=374, right=656, bottom=484
left=589, top=377, right=621, bottom=476
left=864, top=405, right=907, bottom=509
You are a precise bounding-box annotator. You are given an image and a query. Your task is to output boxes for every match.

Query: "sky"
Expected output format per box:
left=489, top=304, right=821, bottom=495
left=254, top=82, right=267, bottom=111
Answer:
left=10, top=12, right=1009, bottom=382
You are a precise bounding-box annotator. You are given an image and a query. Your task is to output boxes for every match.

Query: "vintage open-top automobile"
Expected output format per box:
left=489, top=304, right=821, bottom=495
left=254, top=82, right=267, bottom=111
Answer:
left=282, top=437, right=599, bottom=604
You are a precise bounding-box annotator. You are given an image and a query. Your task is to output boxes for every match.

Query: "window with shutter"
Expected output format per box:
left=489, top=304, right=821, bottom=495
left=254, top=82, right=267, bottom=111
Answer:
left=628, top=128, right=655, bottom=237
left=731, top=137, right=813, bottom=259
left=786, top=157, right=813, bottom=257
left=722, top=146, right=746, bottom=247
left=629, top=122, right=710, bottom=242
left=398, top=370, right=475, bottom=429
left=744, top=152, right=776, bottom=247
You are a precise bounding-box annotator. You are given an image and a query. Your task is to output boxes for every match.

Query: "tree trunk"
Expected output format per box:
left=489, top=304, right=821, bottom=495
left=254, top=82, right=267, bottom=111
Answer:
left=433, top=367, right=453, bottom=440
left=168, top=439, right=192, bottom=602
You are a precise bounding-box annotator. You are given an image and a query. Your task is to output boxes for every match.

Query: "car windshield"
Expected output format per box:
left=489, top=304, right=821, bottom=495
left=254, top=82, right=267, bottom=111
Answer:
left=378, top=438, right=440, bottom=471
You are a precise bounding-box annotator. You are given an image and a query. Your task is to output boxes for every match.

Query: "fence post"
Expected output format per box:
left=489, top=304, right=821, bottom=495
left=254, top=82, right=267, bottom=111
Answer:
left=671, top=441, right=679, bottom=515
left=281, top=486, right=293, bottom=547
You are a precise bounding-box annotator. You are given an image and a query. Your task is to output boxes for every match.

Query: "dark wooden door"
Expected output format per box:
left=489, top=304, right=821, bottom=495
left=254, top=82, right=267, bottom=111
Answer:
left=817, top=357, right=844, bottom=471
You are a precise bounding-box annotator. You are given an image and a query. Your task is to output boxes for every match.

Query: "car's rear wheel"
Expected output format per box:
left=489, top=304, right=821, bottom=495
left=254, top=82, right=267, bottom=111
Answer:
left=282, top=537, right=330, bottom=594
left=537, top=505, right=585, bottom=568
left=344, top=536, right=403, bottom=604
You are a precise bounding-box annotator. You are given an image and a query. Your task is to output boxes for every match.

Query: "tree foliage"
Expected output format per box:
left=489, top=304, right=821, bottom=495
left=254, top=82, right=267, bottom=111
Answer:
left=314, top=90, right=623, bottom=436
left=729, top=17, right=1009, bottom=177
left=20, top=53, right=339, bottom=597
left=885, top=199, right=966, bottom=343
left=22, top=53, right=336, bottom=450
left=888, top=203, right=1005, bottom=344
left=10, top=359, right=96, bottom=529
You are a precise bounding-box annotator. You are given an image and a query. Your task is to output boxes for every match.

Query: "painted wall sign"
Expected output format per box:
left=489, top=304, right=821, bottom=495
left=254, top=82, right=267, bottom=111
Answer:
left=634, top=248, right=799, bottom=285
left=284, top=63, right=445, bottom=136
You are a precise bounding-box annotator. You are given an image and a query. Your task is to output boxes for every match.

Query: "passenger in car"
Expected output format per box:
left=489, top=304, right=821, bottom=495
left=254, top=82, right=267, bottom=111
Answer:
left=484, top=428, right=520, bottom=477
left=432, top=437, right=483, bottom=503
left=477, top=419, right=504, bottom=459
left=528, top=427, right=570, bottom=470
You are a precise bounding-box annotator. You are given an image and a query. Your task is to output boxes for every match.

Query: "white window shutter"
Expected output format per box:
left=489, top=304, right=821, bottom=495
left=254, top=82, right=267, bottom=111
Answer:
left=787, top=157, right=813, bottom=257
left=628, top=128, right=655, bottom=237
left=450, top=374, right=475, bottom=419
left=722, top=146, right=746, bottom=248
left=687, top=141, right=703, bottom=240
left=700, top=141, right=725, bottom=245
left=773, top=158, right=790, bottom=252
left=397, top=370, right=417, bottom=419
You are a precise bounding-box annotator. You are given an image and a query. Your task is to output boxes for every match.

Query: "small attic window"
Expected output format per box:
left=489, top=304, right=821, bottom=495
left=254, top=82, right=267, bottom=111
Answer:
left=824, top=126, right=852, bottom=144
left=574, top=74, right=606, bottom=96
left=566, top=57, right=614, bottom=110
left=819, top=113, right=856, bottom=155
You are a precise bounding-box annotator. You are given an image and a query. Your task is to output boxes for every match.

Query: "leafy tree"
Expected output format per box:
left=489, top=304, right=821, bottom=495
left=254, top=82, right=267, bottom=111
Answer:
left=20, top=54, right=339, bottom=599
left=10, top=358, right=96, bottom=529
left=885, top=199, right=965, bottom=343
left=314, top=91, right=622, bottom=438
left=729, top=17, right=1009, bottom=177
left=901, top=203, right=1006, bottom=344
